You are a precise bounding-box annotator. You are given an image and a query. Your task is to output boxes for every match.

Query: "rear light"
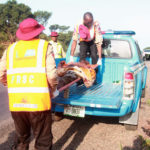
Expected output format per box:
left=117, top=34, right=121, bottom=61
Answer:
left=123, top=72, right=135, bottom=100
left=125, top=72, right=134, bottom=80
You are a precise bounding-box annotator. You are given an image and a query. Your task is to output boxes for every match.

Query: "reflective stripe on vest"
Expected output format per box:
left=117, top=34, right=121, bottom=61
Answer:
left=7, top=39, right=51, bottom=112
left=9, top=42, right=17, bottom=69
left=7, top=68, right=45, bottom=74
left=37, top=40, right=45, bottom=68
left=8, top=87, right=49, bottom=93
left=13, top=103, right=38, bottom=109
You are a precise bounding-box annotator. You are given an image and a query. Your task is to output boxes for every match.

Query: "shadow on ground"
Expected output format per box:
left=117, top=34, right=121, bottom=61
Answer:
left=0, top=130, right=34, bottom=150
left=53, top=116, right=119, bottom=150
left=123, top=120, right=150, bottom=150
left=123, top=135, right=150, bottom=150
left=123, top=136, right=144, bottom=150
left=0, top=131, right=16, bottom=150
left=142, top=121, right=150, bottom=137
left=0, top=116, right=119, bottom=150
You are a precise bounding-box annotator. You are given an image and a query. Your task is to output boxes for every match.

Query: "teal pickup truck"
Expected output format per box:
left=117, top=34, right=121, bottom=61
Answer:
left=52, top=31, right=147, bottom=130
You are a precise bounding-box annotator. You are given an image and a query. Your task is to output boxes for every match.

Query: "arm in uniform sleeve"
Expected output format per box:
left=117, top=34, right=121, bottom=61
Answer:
left=72, top=25, right=79, bottom=41
left=94, top=21, right=103, bottom=46
left=0, top=50, right=7, bottom=86
left=46, top=44, right=58, bottom=93
left=94, top=21, right=103, bottom=58
left=71, top=25, right=79, bottom=56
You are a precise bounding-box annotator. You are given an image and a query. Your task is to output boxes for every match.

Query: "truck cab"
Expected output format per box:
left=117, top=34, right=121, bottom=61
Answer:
left=52, top=31, right=147, bottom=129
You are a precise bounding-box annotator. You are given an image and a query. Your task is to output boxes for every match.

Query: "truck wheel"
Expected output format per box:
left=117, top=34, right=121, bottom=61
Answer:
left=52, top=112, right=64, bottom=121
left=125, top=124, right=138, bottom=130
left=141, top=88, right=145, bottom=98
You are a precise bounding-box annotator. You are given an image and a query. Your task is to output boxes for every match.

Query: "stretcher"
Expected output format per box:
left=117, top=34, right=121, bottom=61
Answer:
left=58, top=64, right=98, bottom=93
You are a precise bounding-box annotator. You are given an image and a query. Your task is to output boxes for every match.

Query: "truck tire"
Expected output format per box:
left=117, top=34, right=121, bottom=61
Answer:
left=52, top=112, right=64, bottom=121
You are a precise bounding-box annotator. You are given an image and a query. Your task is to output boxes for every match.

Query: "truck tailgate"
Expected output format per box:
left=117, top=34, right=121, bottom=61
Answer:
left=53, top=83, right=123, bottom=109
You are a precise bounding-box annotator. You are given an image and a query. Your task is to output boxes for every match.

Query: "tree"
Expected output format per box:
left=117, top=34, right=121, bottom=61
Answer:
left=144, top=47, right=150, bottom=50
left=58, top=31, right=73, bottom=52
left=0, top=0, right=52, bottom=57
left=59, top=25, right=70, bottom=33
left=49, top=24, right=59, bottom=32
left=34, top=10, right=52, bottom=26
left=39, top=33, right=50, bottom=41
left=49, top=24, right=70, bottom=33
left=0, top=0, right=34, bottom=43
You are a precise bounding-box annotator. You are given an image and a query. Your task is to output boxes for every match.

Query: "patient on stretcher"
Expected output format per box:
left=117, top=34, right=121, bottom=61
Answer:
left=57, top=60, right=96, bottom=88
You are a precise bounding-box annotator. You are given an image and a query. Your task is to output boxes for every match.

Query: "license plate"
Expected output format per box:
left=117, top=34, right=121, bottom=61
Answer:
left=64, top=105, right=85, bottom=117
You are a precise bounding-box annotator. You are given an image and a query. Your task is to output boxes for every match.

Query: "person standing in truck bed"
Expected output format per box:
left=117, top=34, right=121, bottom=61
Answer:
left=70, top=12, right=103, bottom=66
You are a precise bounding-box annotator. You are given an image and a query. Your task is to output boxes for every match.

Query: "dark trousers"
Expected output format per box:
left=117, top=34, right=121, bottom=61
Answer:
left=11, top=110, right=53, bottom=150
left=80, top=40, right=98, bottom=64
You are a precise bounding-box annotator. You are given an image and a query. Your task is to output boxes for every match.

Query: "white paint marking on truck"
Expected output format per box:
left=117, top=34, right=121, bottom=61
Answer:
left=90, top=104, right=95, bottom=107
left=96, top=104, right=102, bottom=108
left=134, top=65, right=145, bottom=75
left=130, top=62, right=145, bottom=72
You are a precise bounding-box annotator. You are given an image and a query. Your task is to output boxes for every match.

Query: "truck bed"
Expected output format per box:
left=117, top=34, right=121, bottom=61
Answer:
left=53, top=83, right=123, bottom=109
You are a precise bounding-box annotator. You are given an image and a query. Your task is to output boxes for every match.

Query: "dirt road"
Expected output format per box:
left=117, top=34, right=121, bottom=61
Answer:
left=0, top=62, right=150, bottom=150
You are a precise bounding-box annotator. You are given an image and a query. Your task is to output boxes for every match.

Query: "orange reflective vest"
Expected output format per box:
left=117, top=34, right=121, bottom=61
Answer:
left=6, top=39, right=51, bottom=112
left=49, top=40, right=63, bottom=58
left=80, top=25, right=95, bottom=42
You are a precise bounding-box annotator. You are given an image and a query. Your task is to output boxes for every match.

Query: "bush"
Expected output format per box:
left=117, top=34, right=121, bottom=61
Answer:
left=147, top=99, right=150, bottom=107
left=39, top=33, right=50, bottom=41
left=58, top=31, right=73, bottom=52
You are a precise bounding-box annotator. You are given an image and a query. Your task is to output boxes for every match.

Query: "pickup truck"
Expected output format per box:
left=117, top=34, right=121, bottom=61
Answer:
left=52, top=31, right=147, bottom=130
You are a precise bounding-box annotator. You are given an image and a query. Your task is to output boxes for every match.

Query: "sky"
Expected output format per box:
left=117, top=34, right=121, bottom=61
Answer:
left=1, top=0, right=150, bottom=49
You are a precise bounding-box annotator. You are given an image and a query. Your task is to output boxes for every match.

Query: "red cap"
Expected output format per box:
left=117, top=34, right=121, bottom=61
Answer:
left=16, top=18, right=45, bottom=41
left=50, top=32, right=59, bottom=37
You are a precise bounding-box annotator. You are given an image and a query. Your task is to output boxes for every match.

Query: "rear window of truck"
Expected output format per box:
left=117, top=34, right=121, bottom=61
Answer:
left=144, top=49, right=150, bottom=52
left=74, top=39, right=132, bottom=59
left=102, top=39, right=131, bottom=59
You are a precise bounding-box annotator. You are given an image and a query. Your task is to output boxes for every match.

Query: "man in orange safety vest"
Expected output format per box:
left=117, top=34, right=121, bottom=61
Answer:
left=0, top=18, right=59, bottom=150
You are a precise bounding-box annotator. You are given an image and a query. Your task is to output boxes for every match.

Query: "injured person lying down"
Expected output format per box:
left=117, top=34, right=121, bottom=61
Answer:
left=57, top=60, right=97, bottom=88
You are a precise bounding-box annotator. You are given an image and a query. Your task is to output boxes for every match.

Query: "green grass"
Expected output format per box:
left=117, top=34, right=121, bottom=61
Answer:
left=120, top=143, right=123, bottom=150
left=147, top=99, right=150, bottom=107
left=139, top=135, right=150, bottom=149
left=120, top=136, right=150, bottom=150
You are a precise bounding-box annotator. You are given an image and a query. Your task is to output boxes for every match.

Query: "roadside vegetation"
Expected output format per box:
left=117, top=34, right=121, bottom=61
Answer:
left=0, top=0, right=72, bottom=57
left=147, top=99, right=150, bottom=107
left=133, top=135, right=150, bottom=150
left=120, top=135, right=150, bottom=150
